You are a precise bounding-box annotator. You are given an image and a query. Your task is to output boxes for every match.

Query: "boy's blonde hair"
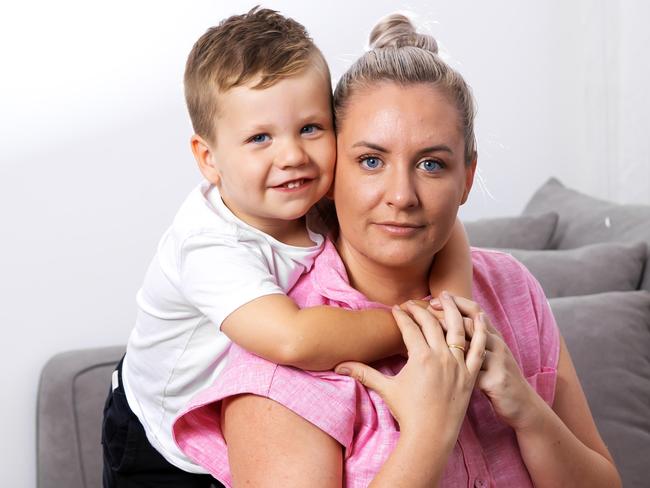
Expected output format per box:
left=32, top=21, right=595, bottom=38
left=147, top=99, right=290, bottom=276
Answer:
left=184, top=6, right=330, bottom=143
left=334, top=13, right=477, bottom=164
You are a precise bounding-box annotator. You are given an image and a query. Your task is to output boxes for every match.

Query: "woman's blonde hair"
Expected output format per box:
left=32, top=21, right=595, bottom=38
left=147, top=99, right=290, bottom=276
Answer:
left=333, top=13, right=477, bottom=164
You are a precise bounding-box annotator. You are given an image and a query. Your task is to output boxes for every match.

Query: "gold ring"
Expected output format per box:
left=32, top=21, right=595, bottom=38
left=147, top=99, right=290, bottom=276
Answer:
left=448, top=344, right=466, bottom=353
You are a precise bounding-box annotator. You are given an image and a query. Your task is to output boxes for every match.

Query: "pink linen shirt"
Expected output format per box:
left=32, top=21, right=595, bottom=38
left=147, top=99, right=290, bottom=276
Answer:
left=174, top=240, right=560, bottom=488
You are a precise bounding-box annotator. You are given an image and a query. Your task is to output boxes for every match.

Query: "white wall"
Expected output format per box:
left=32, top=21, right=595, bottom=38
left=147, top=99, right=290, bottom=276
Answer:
left=1, top=0, right=648, bottom=485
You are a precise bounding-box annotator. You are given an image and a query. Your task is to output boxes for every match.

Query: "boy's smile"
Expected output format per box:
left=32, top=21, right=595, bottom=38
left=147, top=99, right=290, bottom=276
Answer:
left=193, top=65, right=335, bottom=242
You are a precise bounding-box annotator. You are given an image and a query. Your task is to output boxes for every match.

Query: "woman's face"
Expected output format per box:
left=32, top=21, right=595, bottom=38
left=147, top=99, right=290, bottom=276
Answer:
left=333, top=82, right=476, bottom=272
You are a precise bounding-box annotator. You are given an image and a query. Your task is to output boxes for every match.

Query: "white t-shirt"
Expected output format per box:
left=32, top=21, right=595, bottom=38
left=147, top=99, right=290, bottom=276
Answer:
left=122, top=180, right=324, bottom=472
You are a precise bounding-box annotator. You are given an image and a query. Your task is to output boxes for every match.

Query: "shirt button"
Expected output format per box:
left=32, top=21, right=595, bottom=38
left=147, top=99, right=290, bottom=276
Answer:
left=474, top=479, right=488, bottom=488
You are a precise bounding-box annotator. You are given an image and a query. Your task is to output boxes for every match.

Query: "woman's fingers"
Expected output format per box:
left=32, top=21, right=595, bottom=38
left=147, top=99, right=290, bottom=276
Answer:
left=335, top=361, right=388, bottom=394
left=439, top=292, right=466, bottom=361
left=432, top=295, right=500, bottom=336
left=390, top=305, right=429, bottom=356
left=404, top=301, right=446, bottom=349
left=465, top=313, right=488, bottom=376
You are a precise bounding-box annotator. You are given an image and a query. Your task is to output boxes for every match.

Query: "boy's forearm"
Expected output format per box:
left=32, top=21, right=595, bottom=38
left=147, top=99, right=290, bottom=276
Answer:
left=282, top=307, right=403, bottom=371
left=429, top=218, right=472, bottom=299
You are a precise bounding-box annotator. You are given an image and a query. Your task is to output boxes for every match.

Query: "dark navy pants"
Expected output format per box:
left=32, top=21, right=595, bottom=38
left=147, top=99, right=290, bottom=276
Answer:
left=102, top=357, right=223, bottom=488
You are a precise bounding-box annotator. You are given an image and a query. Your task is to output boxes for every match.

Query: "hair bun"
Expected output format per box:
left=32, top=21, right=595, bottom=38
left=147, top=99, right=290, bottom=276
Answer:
left=368, top=13, right=438, bottom=53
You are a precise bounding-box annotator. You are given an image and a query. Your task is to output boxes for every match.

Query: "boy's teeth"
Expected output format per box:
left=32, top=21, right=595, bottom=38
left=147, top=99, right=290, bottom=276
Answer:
left=284, top=179, right=304, bottom=189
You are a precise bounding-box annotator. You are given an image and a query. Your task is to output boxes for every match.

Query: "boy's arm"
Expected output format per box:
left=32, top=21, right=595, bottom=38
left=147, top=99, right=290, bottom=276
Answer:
left=429, top=217, right=473, bottom=299
left=221, top=295, right=402, bottom=371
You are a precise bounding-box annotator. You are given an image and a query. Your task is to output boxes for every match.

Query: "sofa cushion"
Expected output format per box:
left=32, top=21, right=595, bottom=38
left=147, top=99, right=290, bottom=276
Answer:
left=522, top=178, right=650, bottom=291
left=465, top=212, right=558, bottom=249
left=549, top=291, right=650, bottom=488
left=501, top=242, right=647, bottom=298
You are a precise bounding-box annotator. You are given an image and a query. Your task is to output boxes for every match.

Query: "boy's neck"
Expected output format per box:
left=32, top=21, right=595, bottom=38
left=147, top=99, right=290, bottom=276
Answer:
left=219, top=195, right=314, bottom=247
left=257, top=218, right=314, bottom=247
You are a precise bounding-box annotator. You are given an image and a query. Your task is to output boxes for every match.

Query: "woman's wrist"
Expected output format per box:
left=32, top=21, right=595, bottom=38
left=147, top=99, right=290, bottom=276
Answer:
left=397, top=426, right=456, bottom=475
left=509, top=383, right=550, bottom=434
left=400, top=415, right=461, bottom=453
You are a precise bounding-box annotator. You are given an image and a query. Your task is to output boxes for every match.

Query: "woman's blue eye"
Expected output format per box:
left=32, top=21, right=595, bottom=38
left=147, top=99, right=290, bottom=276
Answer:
left=250, top=133, right=270, bottom=144
left=360, top=157, right=383, bottom=170
left=418, top=159, right=443, bottom=172
left=301, top=124, right=319, bottom=134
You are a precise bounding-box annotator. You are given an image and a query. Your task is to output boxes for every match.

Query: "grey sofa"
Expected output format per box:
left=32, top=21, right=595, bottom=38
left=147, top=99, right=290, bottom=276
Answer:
left=37, top=178, right=650, bottom=488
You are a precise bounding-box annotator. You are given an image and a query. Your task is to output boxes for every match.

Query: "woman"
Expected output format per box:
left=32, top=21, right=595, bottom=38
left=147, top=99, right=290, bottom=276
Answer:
left=174, top=14, right=621, bottom=488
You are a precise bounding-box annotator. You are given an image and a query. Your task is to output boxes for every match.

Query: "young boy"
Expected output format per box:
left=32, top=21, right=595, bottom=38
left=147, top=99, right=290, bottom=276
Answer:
left=102, top=7, right=472, bottom=487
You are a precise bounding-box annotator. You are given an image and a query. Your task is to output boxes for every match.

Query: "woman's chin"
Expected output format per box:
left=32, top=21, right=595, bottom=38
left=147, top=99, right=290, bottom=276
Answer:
left=366, top=244, right=435, bottom=270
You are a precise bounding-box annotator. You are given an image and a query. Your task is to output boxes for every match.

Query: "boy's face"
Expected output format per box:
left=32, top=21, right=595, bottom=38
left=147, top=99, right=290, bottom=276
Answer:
left=195, top=66, right=335, bottom=232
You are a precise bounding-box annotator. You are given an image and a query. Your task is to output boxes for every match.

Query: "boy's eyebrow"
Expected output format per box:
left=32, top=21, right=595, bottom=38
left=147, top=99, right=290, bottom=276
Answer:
left=241, top=112, right=332, bottom=135
left=297, top=110, right=333, bottom=123
left=351, top=141, right=454, bottom=155
left=241, top=123, right=273, bottom=135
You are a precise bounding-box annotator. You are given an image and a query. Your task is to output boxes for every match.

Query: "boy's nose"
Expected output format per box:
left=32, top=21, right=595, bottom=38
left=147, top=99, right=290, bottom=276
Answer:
left=276, top=139, right=308, bottom=168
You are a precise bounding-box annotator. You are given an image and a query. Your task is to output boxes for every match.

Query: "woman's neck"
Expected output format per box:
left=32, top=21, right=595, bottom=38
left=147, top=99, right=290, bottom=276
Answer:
left=335, top=239, right=431, bottom=306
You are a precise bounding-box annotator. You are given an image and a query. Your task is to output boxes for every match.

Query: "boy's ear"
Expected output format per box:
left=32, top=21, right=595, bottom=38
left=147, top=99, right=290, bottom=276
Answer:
left=460, top=152, right=477, bottom=205
left=191, top=134, right=220, bottom=185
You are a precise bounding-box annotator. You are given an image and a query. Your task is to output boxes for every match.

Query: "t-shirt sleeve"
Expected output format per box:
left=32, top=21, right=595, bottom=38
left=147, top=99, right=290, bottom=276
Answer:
left=178, top=233, right=285, bottom=329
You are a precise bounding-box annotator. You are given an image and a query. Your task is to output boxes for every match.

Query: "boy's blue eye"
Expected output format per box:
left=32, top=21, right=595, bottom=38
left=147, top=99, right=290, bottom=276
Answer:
left=360, top=157, right=383, bottom=170
left=301, top=124, right=319, bottom=134
left=417, top=159, right=443, bottom=172
left=250, top=133, right=270, bottom=144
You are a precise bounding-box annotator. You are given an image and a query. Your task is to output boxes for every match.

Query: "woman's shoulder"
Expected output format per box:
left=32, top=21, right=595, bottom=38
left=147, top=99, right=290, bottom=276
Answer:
left=471, top=247, right=560, bottom=381
left=471, top=246, right=548, bottom=311
left=470, top=247, right=533, bottom=285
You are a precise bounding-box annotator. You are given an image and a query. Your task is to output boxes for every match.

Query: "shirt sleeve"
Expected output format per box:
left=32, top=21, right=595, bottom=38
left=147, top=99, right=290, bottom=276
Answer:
left=523, top=268, right=561, bottom=406
left=173, top=344, right=358, bottom=486
left=178, top=232, right=285, bottom=329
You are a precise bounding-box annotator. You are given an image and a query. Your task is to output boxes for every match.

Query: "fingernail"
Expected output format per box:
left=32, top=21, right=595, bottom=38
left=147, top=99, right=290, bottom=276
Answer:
left=441, top=290, right=450, bottom=299
left=336, top=367, right=350, bottom=376
left=429, top=298, right=440, bottom=306
left=477, top=313, right=485, bottom=323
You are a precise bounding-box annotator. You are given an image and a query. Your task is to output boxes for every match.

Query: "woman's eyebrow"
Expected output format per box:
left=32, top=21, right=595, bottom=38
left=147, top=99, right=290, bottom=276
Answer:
left=418, top=145, right=454, bottom=155
left=351, top=141, right=454, bottom=155
left=351, top=141, right=389, bottom=152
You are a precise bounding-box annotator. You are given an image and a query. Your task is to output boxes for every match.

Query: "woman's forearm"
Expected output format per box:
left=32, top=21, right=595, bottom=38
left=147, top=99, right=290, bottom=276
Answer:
left=369, top=426, right=453, bottom=488
left=515, top=393, right=621, bottom=488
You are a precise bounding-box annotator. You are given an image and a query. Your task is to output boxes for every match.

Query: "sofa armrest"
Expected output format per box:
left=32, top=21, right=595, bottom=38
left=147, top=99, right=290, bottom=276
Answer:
left=37, top=345, right=125, bottom=488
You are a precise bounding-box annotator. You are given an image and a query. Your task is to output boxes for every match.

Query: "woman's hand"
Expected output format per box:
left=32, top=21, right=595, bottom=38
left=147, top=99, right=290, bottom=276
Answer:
left=335, top=300, right=486, bottom=439
left=432, top=294, right=541, bottom=431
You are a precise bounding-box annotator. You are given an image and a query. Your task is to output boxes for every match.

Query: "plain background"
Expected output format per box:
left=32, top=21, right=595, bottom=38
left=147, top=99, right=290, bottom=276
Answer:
left=1, top=0, right=649, bottom=485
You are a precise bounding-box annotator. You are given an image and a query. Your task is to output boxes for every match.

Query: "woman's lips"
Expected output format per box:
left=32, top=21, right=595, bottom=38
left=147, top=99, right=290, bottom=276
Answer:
left=374, top=221, right=425, bottom=236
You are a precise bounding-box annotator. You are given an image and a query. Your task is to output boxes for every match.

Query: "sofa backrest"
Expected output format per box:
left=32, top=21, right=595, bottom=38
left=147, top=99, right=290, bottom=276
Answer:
left=523, top=178, right=650, bottom=292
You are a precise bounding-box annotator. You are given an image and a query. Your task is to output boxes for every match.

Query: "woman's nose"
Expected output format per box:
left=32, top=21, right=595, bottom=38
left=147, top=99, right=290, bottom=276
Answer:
left=385, top=169, right=419, bottom=209
left=276, top=138, right=308, bottom=169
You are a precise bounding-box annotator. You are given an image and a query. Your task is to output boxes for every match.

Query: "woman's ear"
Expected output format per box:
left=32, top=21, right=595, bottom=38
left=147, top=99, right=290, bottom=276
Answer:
left=460, top=152, right=478, bottom=205
left=191, top=134, right=220, bottom=185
